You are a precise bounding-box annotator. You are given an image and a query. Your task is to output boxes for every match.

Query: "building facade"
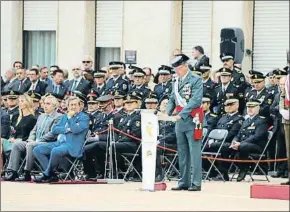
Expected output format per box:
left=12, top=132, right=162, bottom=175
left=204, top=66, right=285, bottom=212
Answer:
left=1, top=1, right=289, bottom=75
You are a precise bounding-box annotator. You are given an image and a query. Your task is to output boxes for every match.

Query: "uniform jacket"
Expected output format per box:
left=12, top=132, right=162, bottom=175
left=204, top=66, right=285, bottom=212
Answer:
left=167, top=71, right=203, bottom=132
left=28, top=110, right=62, bottom=142
left=7, top=106, right=19, bottom=128
left=234, top=115, right=268, bottom=150
left=52, top=111, right=89, bottom=158
left=92, top=84, right=106, bottom=96
left=216, top=112, right=244, bottom=143
left=204, top=112, right=218, bottom=135
left=1, top=108, right=11, bottom=139
left=154, top=81, right=172, bottom=101
left=106, top=76, right=129, bottom=93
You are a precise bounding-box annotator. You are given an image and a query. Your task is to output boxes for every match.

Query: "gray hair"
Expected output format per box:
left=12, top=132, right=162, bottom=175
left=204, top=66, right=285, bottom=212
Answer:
left=67, top=96, right=80, bottom=106
left=45, top=95, right=59, bottom=108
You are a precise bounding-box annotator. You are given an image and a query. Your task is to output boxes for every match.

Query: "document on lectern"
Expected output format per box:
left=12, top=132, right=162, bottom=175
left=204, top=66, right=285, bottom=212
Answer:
left=141, top=110, right=158, bottom=191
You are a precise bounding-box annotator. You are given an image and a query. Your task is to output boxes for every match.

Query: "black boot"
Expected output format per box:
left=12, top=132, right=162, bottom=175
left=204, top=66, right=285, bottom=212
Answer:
left=17, top=170, right=31, bottom=182
left=3, top=171, right=18, bottom=181
left=237, top=169, right=247, bottom=182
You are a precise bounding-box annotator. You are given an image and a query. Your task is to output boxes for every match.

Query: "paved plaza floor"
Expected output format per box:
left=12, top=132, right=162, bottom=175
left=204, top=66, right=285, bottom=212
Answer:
left=1, top=177, right=289, bottom=211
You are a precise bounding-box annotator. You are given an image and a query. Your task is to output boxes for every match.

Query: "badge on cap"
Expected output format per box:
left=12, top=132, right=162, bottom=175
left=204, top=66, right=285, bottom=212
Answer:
left=115, top=91, right=119, bottom=96
left=10, top=90, right=14, bottom=95
left=31, top=93, right=35, bottom=98
left=132, top=91, right=137, bottom=96
left=90, top=96, right=93, bottom=101
left=127, top=96, right=131, bottom=101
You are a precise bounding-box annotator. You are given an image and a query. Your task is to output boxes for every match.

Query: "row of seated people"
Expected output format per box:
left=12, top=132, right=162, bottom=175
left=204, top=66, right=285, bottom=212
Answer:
left=0, top=90, right=270, bottom=183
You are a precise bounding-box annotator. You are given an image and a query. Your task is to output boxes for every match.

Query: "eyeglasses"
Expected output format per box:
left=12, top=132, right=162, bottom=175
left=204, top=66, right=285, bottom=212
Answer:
left=72, top=68, right=81, bottom=71
left=82, top=61, right=91, bottom=64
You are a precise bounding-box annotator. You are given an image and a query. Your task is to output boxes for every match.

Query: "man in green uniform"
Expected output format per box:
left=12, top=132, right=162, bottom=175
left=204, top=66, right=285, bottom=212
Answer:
left=166, top=54, right=203, bottom=191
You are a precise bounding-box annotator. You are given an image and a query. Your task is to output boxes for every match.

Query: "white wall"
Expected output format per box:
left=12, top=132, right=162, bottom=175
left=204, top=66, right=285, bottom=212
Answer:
left=57, top=1, right=95, bottom=73
left=122, top=1, right=172, bottom=74
left=1, top=1, right=22, bottom=78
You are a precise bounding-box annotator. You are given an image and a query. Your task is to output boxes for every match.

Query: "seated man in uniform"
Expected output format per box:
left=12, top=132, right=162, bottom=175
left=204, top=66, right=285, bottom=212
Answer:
left=145, top=92, right=159, bottom=110
left=33, top=96, right=89, bottom=183
left=202, top=94, right=218, bottom=137
left=84, top=91, right=142, bottom=179
left=203, top=97, right=244, bottom=181
left=154, top=65, right=173, bottom=101
left=226, top=99, right=268, bottom=182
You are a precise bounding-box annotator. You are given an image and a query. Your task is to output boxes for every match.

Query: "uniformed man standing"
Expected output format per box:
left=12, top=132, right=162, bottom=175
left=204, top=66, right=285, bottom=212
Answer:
left=247, top=70, right=274, bottom=124
left=166, top=54, right=203, bottom=191
left=212, top=68, right=244, bottom=116
left=105, top=61, right=129, bottom=94
left=220, top=52, right=247, bottom=93
left=5, top=90, right=21, bottom=128
left=154, top=65, right=173, bottom=101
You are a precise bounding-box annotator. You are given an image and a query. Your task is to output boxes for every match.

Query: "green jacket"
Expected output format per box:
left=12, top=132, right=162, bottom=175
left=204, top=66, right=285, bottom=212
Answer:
left=166, top=71, right=203, bottom=132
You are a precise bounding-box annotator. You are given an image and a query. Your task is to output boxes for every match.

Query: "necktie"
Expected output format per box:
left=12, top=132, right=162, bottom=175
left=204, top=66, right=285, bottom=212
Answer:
left=36, top=115, right=49, bottom=141
left=71, top=80, right=77, bottom=91
left=18, top=80, right=23, bottom=90
left=32, top=83, right=36, bottom=91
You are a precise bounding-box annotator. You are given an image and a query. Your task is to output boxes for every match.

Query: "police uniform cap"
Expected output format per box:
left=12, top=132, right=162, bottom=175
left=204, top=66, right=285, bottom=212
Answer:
left=250, top=70, right=265, bottom=82
left=113, top=90, right=126, bottom=99
left=159, top=94, right=169, bottom=104
left=273, top=68, right=287, bottom=78
left=283, top=66, right=289, bottom=73
left=266, top=71, right=274, bottom=77
left=246, top=98, right=261, bottom=107
left=109, top=61, right=124, bottom=69
left=87, top=89, right=99, bottom=97
left=158, top=65, right=173, bottom=75
left=192, top=71, right=202, bottom=76
left=217, top=67, right=232, bottom=76
left=72, top=90, right=87, bottom=103
left=145, top=92, right=158, bottom=104
left=132, top=67, right=146, bottom=77
left=171, top=54, right=189, bottom=68
left=65, top=92, right=72, bottom=98
left=124, top=91, right=142, bottom=103
left=96, top=94, right=113, bottom=102
left=26, top=91, right=41, bottom=101
left=87, top=95, right=99, bottom=103
left=198, top=62, right=212, bottom=71
left=93, top=70, right=106, bottom=78
left=224, top=97, right=239, bottom=106
left=220, top=52, right=234, bottom=61
left=7, top=90, right=21, bottom=99
left=202, top=93, right=212, bottom=103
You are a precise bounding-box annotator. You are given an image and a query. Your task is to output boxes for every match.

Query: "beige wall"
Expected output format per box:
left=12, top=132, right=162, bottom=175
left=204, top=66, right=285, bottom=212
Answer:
left=1, top=1, right=23, bottom=77
left=57, top=1, right=95, bottom=73
left=211, top=1, right=254, bottom=73
left=122, top=1, right=172, bottom=74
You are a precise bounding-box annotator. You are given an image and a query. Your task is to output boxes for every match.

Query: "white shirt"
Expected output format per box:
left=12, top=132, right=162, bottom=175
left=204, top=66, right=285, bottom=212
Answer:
left=222, top=82, right=230, bottom=92
left=30, top=80, right=39, bottom=90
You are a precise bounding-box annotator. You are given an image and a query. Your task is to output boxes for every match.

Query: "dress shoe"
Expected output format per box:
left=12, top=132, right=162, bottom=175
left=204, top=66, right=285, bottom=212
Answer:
left=281, top=181, right=290, bottom=185
left=155, top=174, right=163, bottom=182
left=34, top=173, right=59, bottom=183
left=271, top=171, right=284, bottom=178
left=171, top=186, right=188, bottom=191
left=282, top=172, right=289, bottom=179
left=3, top=171, right=18, bottom=181
left=188, top=185, right=201, bottom=191
left=16, top=171, right=31, bottom=182
left=237, top=169, right=247, bottom=182
left=212, top=173, right=229, bottom=182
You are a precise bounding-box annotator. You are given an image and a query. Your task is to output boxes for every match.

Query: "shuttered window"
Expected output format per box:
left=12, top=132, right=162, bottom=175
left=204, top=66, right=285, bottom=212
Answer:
left=95, top=1, right=123, bottom=47
left=181, top=1, right=212, bottom=59
left=24, top=1, right=57, bottom=31
left=253, top=1, right=289, bottom=72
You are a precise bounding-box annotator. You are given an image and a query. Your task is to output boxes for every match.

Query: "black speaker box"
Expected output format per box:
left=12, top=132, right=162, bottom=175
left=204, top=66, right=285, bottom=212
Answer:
left=220, top=27, right=245, bottom=64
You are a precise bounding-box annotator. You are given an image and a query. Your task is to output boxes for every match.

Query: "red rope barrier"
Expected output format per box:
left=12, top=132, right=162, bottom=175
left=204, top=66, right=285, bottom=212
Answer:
left=108, top=126, right=288, bottom=163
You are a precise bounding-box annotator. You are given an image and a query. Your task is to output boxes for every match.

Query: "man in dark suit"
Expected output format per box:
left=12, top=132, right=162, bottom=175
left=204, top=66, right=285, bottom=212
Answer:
left=45, top=69, right=67, bottom=97
left=67, top=65, right=91, bottom=96
left=33, top=96, right=89, bottom=183
left=39, top=67, right=53, bottom=87
left=12, top=68, right=31, bottom=93
left=28, top=68, right=47, bottom=96
left=192, top=46, right=210, bottom=70
left=3, top=68, right=18, bottom=92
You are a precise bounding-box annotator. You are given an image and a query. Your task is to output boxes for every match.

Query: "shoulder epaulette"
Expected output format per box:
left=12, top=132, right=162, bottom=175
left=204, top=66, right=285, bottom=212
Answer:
left=259, top=116, right=265, bottom=119
left=210, top=113, right=217, bottom=117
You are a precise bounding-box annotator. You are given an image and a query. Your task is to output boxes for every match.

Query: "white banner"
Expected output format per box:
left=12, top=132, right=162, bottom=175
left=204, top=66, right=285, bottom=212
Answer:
left=141, top=110, right=158, bottom=191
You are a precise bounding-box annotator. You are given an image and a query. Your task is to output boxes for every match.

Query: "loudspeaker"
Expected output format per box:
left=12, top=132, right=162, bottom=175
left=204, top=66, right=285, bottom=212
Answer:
left=220, top=27, right=245, bottom=64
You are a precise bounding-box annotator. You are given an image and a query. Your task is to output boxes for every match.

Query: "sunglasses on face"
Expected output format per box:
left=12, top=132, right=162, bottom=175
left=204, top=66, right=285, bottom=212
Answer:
left=72, top=68, right=81, bottom=71
left=82, top=61, right=91, bottom=64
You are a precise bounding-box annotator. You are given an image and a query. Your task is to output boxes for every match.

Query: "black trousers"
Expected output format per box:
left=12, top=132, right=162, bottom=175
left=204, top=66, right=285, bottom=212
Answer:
left=83, top=141, right=138, bottom=177
left=156, top=142, right=177, bottom=176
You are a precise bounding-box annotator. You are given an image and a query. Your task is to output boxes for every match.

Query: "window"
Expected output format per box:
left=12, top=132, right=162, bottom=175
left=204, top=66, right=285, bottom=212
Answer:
left=95, top=47, right=120, bottom=70
left=23, top=31, right=56, bottom=69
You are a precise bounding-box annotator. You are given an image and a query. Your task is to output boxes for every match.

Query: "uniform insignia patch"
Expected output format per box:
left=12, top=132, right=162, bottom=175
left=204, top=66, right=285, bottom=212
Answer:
left=120, top=118, right=123, bottom=122
left=259, top=96, right=265, bottom=102
left=115, top=83, right=119, bottom=88
left=165, top=88, right=169, bottom=92
left=123, top=84, right=127, bottom=90
left=268, top=99, right=272, bottom=104
left=210, top=113, right=217, bottom=117
left=240, top=77, right=244, bottom=82
left=239, top=120, right=243, bottom=124
left=248, top=126, right=255, bottom=130
left=136, top=121, right=141, bottom=127
left=231, top=78, right=234, bottom=81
